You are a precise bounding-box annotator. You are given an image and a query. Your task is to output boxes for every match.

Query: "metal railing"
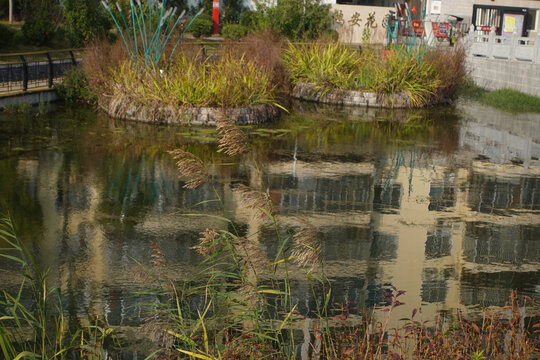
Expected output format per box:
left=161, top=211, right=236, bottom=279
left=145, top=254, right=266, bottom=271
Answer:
left=0, top=49, right=83, bottom=94
left=467, top=25, right=540, bottom=63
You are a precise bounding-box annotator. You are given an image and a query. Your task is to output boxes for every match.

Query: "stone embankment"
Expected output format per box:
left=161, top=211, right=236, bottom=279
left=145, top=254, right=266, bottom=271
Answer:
left=105, top=98, right=280, bottom=125
left=291, top=82, right=414, bottom=108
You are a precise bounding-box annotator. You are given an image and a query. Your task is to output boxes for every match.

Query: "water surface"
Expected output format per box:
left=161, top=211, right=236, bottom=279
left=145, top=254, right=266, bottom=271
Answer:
left=0, top=101, right=539, bottom=346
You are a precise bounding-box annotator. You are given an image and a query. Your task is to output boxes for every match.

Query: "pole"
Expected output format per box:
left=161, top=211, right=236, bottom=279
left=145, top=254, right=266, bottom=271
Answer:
left=212, top=0, right=219, bottom=35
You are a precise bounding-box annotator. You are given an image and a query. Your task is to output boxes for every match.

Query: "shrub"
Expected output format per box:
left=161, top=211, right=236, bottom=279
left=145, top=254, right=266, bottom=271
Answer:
left=222, top=23, right=248, bottom=39
left=425, top=45, right=467, bottom=103
left=272, top=0, right=332, bottom=40
left=23, top=18, right=55, bottom=45
left=239, top=9, right=257, bottom=28
left=63, top=0, right=108, bottom=46
left=22, top=0, right=61, bottom=45
left=224, top=30, right=289, bottom=94
left=0, top=23, right=15, bottom=49
left=190, top=16, right=213, bottom=38
left=55, top=67, right=95, bottom=103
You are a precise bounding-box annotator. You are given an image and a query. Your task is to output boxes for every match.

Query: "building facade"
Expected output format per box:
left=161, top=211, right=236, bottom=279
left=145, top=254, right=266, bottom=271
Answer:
left=327, top=0, right=540, bottom=40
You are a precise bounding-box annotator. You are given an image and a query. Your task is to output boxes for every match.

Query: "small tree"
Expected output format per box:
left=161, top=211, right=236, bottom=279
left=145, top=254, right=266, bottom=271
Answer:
left=22, top=0, right=62, bottom=45
left=63, top=0, right=108, bottom=46
left=253, top=0, right=331, bottom=40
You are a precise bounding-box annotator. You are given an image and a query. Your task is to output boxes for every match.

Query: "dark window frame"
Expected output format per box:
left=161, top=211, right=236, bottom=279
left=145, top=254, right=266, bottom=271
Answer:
left=472, top=4, right=529, bottom=36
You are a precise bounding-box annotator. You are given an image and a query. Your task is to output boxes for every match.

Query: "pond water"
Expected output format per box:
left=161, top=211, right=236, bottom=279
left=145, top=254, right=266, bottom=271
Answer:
left=0, top=100, right=539, bottom=351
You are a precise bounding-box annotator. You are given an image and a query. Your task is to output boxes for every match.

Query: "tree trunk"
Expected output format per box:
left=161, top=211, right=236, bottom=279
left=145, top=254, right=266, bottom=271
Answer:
left=9, top=0, right=13, bottom=24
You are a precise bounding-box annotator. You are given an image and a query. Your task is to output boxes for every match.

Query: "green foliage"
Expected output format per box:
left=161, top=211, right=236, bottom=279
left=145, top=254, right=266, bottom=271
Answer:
left=189, top=15, right=213, bottom=38
left=374, top=51, right=439, bottom=107
left=106, top=53, right=279, bottom=108
left=274, top=0, right=332, bottom=40
left=22, top=0, right=61, bottom=45
left=284, top=43, right=455, bottom=107
left=63, top=0, right=108, bottom=47
left=55, top=67, right=95, bottom=103
left=221, top=23, right=248, bottom=39
left=475, top=88, right=540, bottom=113
left=239, top=9, right=257, bottom=28
left=0, top=23, right=15, bottom=49
left=252, top=0, right=332, bottom=40
left=3, top=101, right=30, bottom=114
left=0, top=215, right=117, bottom=359
left=283, top=42, right=362, bottom=89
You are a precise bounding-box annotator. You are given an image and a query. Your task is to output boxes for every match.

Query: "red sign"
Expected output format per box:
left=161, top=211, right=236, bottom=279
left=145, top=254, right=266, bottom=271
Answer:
left=212, top=0, right=219, bottom=35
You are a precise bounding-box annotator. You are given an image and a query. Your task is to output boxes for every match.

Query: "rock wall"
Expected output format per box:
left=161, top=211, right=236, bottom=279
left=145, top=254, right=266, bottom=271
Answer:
left=291, top=82, right=414, bottom=108
left=105, top=98, right=281, bottom=126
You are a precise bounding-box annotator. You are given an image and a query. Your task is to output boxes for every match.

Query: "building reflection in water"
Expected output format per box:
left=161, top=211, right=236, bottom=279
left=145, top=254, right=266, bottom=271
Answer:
left=0, top=104, right=538, bottom=335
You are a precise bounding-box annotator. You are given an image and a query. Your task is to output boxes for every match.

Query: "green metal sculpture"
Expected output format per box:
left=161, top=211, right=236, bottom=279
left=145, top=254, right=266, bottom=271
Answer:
left=101, top=0, right=204, bottom=70
left=385, top=3, right=438, bottom=63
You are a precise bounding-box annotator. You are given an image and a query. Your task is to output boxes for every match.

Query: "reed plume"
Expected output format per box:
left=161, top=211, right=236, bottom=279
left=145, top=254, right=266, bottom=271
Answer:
left=216, top=113, right=250, bottom=156
left=193, top=228, right=221, bottom=258
left=168, top=149, right=209, bottom=188
left=234, top=184, right=273, bottom=220
left=291, top=228, right=321, bottom=272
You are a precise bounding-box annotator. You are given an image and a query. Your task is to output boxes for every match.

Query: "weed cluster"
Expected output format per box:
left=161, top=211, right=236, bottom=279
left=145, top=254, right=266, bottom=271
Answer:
left=0, top=215, right=118, bottom=359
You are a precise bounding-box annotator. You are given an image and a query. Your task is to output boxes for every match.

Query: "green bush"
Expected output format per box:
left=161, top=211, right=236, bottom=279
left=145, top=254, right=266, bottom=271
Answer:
left=55, top=67, right=95, bottom=103
left=273, top=0, right=332, bottom=40
left=0, top=23, right=15, bottom=49
left=239, top=9, right=257, bottom=28
left=64, top=0, right=108, bottom=46
left=22, top=0, right=61, bottom=45
left=222, top=23, right=248, bottom=39
left=23, top=18, right=55, bottom=45
left=190, top=16, right=213, bottom=38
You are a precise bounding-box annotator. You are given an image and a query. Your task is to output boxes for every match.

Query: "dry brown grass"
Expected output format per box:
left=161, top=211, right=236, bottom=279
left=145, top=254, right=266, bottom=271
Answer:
left=82, top=39, right=128, bottom=95
left=426, top=45, right=467, bottom=103
left=223, top=30, right=290, bottom=95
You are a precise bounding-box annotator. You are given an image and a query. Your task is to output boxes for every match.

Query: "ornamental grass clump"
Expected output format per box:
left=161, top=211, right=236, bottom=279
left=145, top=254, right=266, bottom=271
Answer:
left=105, top=52, right=279, bottom=110
left=283, top=42, right=362, bottom=89
left=283, top=42, right=464, bottom=107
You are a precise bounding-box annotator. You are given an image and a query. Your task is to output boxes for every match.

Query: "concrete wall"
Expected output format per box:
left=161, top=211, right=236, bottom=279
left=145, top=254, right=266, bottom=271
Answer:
left=467, top=55, right=540, bottom=96
left=438, top=0, right=474, bottom=22
left=331, top=4, right=393, bottom=44
left=0, top=89, right=60, bottom=109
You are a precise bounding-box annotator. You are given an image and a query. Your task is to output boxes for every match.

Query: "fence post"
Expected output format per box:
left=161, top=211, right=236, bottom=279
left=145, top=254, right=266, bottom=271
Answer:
left=488, top=27, right=495, bottom=58
left=46, top=53, right=53, bottom=88
left=19, top=55, right=28, bottom=92
left=69, top=51, right=77, bottom=66
left=534, top=34, right=540, bottom=63
left=509, top=30, right=518, bottom=60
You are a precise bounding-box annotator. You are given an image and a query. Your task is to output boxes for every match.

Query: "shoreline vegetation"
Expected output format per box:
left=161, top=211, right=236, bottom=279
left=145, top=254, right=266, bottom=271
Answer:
left=53, top=32, right=468, bottom=124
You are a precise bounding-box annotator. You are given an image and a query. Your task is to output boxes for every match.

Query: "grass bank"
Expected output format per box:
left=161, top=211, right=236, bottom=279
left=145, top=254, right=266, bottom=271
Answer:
left=460, top=81, right=540, bottom=113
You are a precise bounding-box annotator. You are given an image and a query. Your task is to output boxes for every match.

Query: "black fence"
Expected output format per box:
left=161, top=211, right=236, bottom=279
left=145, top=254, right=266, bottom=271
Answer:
left=0, top=49, right=82, bottom=93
